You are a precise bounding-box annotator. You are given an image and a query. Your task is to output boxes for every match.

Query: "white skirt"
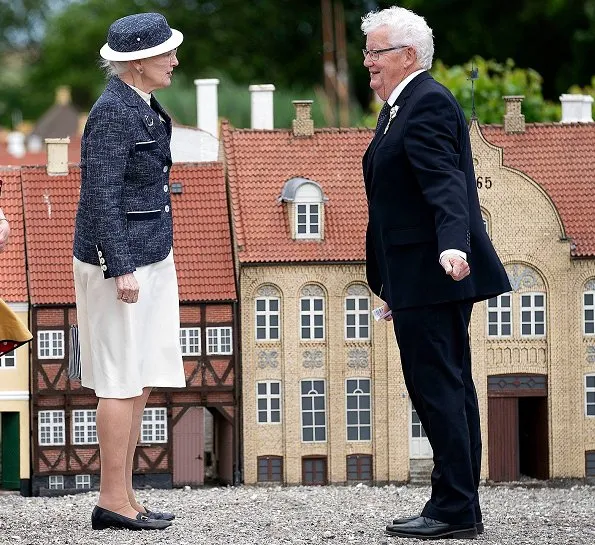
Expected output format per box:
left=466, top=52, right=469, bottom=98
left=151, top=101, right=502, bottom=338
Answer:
left=73, top=249, right=186, bottom=398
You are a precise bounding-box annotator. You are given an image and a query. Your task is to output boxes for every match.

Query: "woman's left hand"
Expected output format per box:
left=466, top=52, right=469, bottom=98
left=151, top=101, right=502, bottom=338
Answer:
left=0, top=219, right=9, bottom=253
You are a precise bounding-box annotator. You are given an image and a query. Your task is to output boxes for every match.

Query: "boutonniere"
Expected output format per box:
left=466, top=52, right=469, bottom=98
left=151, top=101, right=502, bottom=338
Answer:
left=384, top=105, right=399, bottom=134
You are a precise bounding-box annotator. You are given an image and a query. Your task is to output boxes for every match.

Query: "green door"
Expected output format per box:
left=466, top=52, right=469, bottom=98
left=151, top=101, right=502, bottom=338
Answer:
left=1, top=412, right=20, bottom=490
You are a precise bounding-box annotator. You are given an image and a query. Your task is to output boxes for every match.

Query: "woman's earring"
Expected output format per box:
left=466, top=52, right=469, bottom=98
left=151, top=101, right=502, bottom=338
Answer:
left=139, top=68, right=143, bottom=74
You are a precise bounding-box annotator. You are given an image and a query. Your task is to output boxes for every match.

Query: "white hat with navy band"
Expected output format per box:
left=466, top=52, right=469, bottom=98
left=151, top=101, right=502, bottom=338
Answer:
left=100, top=13, right=183, bottom=61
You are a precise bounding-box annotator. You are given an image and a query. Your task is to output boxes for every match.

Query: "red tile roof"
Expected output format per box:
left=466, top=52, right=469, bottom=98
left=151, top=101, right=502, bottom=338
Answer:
left=0, top=168, right=28, bottom=302
left=481, top=122, right=595, bottom=257
left=221, top=122, right=372, bottom=263
left=19, top=163, right=235, bottom=305
left=0, top=136, right=81, bottom=167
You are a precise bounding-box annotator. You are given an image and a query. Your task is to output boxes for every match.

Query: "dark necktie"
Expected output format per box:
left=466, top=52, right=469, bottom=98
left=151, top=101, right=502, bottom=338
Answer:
left=375, top=102, right=390, bottom=135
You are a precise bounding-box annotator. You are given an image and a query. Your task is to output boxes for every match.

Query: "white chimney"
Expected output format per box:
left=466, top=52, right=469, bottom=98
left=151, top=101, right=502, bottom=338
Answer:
left=249, top=84, right=275, bottom=129
left=7, top=132, right=26, bottom=158
left=194, top=78, right=220, bottom=138
left=45, top=138, right=70, bottom=175
left=560, top=94, right=594, bottom=123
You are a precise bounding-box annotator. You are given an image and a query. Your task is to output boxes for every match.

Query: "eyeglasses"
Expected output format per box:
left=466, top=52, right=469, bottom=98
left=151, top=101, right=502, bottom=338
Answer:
left=159, top=48, right=178, bottom=61
left=362, top=45, right=409, bottom=61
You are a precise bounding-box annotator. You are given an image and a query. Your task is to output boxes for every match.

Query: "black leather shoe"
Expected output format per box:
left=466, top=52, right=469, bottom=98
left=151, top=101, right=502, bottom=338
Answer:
left=392, top=515, right=484, bottom=534
left=385, top=516, right=477, bottom=539
left=144, top=505, right=175, bottom=521
left=91, top=506, right=172, bottom=530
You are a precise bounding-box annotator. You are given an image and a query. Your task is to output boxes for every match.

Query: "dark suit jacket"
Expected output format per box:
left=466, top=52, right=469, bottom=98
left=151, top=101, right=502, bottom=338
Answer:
left=363, top=72, right=511, bottom=310
left=73, top=77, right=174, bottom=279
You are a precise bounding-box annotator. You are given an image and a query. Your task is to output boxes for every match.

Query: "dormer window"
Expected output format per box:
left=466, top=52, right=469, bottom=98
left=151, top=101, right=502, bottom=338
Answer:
left=279, top=177, right=327, bottom=240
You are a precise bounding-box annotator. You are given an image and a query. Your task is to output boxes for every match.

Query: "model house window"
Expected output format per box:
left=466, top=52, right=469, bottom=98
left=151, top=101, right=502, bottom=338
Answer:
left=48, top=475, right=64, bottom=490
left=180, top=327, right=201, bottom=355
left=584, top=292, right=595, bottom=335
left=345, top=295, right=370, bottom=340
left=75, top=474, right=91, bottom=489
left=296, top=203, right=320, bottom=238
left=38, top=410, right=65, bottom=446
left=300, top=297, right=324, bottom=340
left=38, top=330, right=65, bottom=359
left=520, top=293, right=546, bottom=337
left=487, top=294, right=512, bottom=337
left=346, top=379, right=372, bottom=441
left=586, top=452, right=595, bottom=477
left=301, top=380, right=326, bottom=442
left=0, top=350, right=16, bottom=368
left=141, top=408, right=167, bottom=443
left=206, top=327, right=232, bottom=355
left=302, top=457, right=327, bottom=485
left=72, top=410, right=97, bottom=444
left=257, top=456, right=283, bottom=483
left=586, top=375, right=595, bottom=417
left=346, top=454, right=373, bottom=481
left=257, top=381, right=281, bottom=424
left=255, top=297, right=280, bottom=341
left=279, top=177, right=327, bottom=240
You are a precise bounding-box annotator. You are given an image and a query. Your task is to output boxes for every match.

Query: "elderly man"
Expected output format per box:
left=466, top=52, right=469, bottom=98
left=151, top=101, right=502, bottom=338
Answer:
left=361, top=6, right=511, bottom=540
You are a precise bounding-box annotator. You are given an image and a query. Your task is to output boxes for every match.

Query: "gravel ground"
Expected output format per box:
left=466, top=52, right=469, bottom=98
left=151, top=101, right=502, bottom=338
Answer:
left=1, top=484, right=594, bottom=545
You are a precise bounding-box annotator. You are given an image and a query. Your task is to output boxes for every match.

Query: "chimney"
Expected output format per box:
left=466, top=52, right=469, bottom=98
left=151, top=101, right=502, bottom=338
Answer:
left=292, top=100, right=314, bottom=137
left=503, top=96, right=525, bottom=134
left=45, top=138, right=70, bottom=175
left=560, top=94, right=593, bottom=123
left=55, top=85, right=71, bottom=106
left=7, top=132, right=26, bottom=158
left=194, top=78, right=220, bottom=138
left=249, top=84, right=275, bottom=129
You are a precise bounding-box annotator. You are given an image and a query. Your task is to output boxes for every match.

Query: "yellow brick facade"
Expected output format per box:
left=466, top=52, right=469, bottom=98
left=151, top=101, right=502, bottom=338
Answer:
left=240, top=122, right=595, bottom=484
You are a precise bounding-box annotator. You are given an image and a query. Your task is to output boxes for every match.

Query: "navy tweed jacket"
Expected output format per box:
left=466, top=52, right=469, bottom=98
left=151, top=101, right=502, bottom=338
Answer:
left=73, top=76, right=174, bottom=279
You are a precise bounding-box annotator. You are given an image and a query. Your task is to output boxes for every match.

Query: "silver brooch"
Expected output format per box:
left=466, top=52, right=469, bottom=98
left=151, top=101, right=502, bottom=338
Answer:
left=384, top=105, right=399, bottom=134
left=145, top=115, right=154, bottom=127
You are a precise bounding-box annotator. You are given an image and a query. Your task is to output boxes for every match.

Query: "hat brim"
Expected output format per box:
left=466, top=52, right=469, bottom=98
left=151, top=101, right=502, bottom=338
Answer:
left=100, top=28, right=183, bottom=61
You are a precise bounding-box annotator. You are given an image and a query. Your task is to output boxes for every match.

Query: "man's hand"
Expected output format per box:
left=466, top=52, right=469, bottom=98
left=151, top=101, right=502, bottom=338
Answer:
left=440, top=254, right=470, bottom=282
left=0, top=219, right=9, bottom=253
left=115, top=273, right=139, bottom=304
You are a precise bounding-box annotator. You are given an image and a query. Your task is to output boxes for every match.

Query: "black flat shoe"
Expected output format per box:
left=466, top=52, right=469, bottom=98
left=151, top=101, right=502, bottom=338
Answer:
left=392, top=515, right=484, bottom=534
left=144, top=505, right=175, bottom=521
left=91, top=505, right=172, bottom=531
left=386, top=516, right=477, bottom=539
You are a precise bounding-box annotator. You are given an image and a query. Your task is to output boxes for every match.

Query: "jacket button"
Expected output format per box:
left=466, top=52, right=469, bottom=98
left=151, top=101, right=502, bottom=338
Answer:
left=101, top=265, right=107, bottom=272
left=163, top=184, right=168, bottom=192
left=165, top=205, right=170, bottom=213
left=99, top=258, right=105, bottom=265
left=163, top=166, right=168, bottom=173
left=97, top=251, right=103, bottom=258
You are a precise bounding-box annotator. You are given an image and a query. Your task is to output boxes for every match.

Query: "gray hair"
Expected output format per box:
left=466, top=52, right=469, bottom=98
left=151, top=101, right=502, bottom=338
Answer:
left=99, top=58, right=130, bottom=78
left=361, top=6, right=434, bottom=70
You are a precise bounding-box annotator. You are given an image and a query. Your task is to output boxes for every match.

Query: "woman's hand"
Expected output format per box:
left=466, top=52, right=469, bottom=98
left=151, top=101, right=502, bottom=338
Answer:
left=0, top=218, right=9, bottom=253
left=115, top=272, right=139, bottom=304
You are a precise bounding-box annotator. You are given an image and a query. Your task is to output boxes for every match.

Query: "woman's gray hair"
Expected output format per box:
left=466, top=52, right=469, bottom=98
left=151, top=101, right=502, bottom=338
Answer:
left=361, top=6, right=434, bottom=70
left=99, top=58, right=130, bottom=78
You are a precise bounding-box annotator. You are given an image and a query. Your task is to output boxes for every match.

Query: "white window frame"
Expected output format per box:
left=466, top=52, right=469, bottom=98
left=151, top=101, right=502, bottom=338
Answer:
left=295, top=202, right=321, bottom=239
left=300, top=297, right=325, bottom=341
left=586, top=374, right=595, bottom=417
left=75, top=474, right=91, bottom=489
left=141, top=407, right=168, bottom=443
left=256, top=381, right=282, bottom=424
left=301, top=380, right=326, bottom=443
left=48, top=475, right=64, bottom=490
left=206, top=327, right=233, bottom=355
left=255, top=297, right=281, bottom=342
left=346, top=378, right=372, bottom=442
left=520, top=292, right=546, bottom=337
left=0, top=349, right=16, bottom=369
left=37, top=330, right=65, bottom=359
left=487, top=293, right=512, bottom=338
left=584, top=291, right=595, bottom=336
left=345, top=295, right=370, bottom=340
left=180, top=327, right=201, bottom=355
left=38, top=410, right=65, bottom=446
left=72, top=410, right=97, bottom=444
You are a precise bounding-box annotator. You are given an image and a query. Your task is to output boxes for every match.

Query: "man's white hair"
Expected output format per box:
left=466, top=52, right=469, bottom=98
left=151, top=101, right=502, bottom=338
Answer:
left=99, top=58, right=130, bottom=78
left=361, top=6, right=434, bottom=70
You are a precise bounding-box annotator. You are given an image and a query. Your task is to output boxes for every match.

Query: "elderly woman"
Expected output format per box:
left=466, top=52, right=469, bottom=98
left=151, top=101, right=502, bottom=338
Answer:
left=73, top=13, right=185, bottom=531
